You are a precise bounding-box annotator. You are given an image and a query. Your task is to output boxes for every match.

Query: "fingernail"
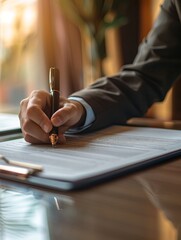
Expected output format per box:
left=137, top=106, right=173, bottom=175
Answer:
left=52, top=117, right=61, bottom=126
left=44, top=124, right=51, bottom=133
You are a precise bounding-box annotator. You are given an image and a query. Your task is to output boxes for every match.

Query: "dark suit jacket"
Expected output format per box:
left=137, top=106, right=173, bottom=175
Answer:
left=71, top=0, right=181, bottom=132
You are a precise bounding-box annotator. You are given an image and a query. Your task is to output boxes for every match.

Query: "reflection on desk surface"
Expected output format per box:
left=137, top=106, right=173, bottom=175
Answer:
left=137, top=158, right=181, bottom=240
left=0, top=188, right=50, bottom=240
left=0, top=157, right=181, bottom=240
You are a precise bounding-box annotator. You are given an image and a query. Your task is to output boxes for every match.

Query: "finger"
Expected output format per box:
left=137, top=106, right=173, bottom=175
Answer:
left=23, top=121, right=66, bottom=145
left=58, top=125, right=70, bottom=134
left=26, top=105, right=52, bottom=133
left=26, top=92, right=52, bottom=133
left=22, top=134, right=46, bottom=144
left=57, top=133, right=66, bottom=144
left=51, top=102, right=79, bottom=127
left=22, top=119, right=50, bottom=143
left=29, top=90, right=51, bottom=113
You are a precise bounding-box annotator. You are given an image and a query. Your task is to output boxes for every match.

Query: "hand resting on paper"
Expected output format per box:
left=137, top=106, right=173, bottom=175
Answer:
left=19, top=90, right=86, bottom=144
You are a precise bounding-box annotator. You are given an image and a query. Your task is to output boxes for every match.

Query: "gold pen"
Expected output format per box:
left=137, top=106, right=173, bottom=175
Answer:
left=49, top=67, right=60, bottom=147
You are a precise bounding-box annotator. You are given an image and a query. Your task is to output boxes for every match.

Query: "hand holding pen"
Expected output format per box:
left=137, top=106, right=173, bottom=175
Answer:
left=49, top=67, right=60, bottom=147
left=19, top=70, right=86, bottom=145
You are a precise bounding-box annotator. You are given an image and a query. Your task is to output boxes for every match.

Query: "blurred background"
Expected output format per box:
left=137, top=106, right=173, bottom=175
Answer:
left=0, top=0, right=180, bottom=120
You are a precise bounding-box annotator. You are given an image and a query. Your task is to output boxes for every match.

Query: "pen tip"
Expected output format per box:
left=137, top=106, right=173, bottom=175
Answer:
left=49, top=134, right=59, bottom=147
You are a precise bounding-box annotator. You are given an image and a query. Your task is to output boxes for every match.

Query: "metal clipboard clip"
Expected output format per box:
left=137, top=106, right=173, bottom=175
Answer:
left=0, top=154, right=43, bottom=179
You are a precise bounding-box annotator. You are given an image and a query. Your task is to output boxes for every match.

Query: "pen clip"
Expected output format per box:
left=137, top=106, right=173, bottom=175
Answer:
left=49, top=67, right=60, bottom=92
left=0, top=154, right=43, bottom=179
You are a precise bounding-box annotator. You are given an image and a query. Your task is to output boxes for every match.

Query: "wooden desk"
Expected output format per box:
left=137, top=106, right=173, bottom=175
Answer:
left=0, top=119, right=180, bottom=240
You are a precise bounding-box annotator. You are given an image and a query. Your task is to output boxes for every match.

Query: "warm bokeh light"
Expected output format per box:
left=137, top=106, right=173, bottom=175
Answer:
left=0, top=7, right=16, bottom=47
left=0, top=0, right=38, bottom=112
left=0, top=0, right=37, bottom=47
left=22, top=3, right=37, bottom=36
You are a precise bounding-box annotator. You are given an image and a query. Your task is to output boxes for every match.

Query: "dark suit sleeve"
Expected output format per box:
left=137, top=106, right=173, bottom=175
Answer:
left=70, top=0, right=181, bottom=132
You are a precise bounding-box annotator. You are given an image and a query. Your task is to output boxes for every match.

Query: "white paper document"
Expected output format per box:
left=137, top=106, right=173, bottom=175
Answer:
left=0, top=126, right=180, bottom=190
left=0, top=113, right=21, bottom=134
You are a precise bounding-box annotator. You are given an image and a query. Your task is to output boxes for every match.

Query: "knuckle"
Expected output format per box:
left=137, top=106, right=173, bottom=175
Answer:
left=19, top=98, right=28, bottom=116
left=18, top=110, right=22, bottom=120
left=19, top=98, right=27, bottom=108
left=26, top=105, right=38, bottom=118
left=68, top=102, right=77, bottom=112
left=30, top=89, right=48, bottom=98
left=22, top=119, right=31, bottom=132
left=30, top=90, right=40, bottom=97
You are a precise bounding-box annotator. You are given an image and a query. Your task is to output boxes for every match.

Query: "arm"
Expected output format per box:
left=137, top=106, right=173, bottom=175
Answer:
left=70, top=0, right=181, bottom=132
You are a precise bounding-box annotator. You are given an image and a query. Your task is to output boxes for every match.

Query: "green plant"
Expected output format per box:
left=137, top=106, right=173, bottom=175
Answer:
left=57, top=0, right=129, bottom=80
